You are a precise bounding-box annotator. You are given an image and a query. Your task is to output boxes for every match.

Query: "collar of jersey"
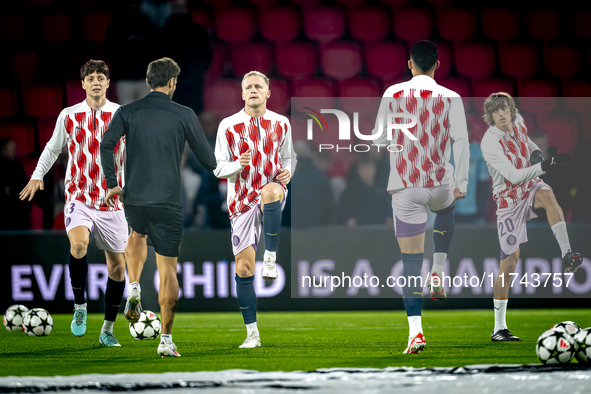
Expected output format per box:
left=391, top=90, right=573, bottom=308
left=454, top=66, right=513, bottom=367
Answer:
left=80, top=98, right=112, bottom=112
left=410, top=75, right=437, bottom=85
left=149, top=91, right=171, bottom=100
left=241, top=108, right=267, bottom=119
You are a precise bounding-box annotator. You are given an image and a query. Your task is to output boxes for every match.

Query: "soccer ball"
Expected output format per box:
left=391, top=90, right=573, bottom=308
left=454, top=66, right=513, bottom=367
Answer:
left=536, top=329, right=578, bottom=364
left=552, top=321, right=581, bottom=337
left=22, top=308, right=53, bottom=336
left=129, top=310, right=161, bottom=340
left=3, top=305, right=29, bottom=332
left=573, top=328, right=591, bottom=363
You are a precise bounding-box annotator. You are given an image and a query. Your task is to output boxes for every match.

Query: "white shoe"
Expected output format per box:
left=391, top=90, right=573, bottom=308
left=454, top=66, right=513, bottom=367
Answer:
left=157, top=342, right=181, bottom=357
left=402, top=332, right=426, bottom=354
left=239, top=331, right=261, bottom=348
left=262, top=258, right=278, bottom=280
left=426, top=272, right=446, bottom=301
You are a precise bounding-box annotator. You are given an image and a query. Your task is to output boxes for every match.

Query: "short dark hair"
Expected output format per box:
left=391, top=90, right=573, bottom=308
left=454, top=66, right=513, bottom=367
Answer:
left=80, top=59, right=109, bottom=80
left=146, top=57, right=181, bottom=88
left=410, top=40, right=438, bottom=72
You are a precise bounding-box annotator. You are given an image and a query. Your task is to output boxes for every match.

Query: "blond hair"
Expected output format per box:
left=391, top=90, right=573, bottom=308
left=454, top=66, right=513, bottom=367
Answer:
left=241, top=71, right=269, bottom=90
left=482, top=92, right=519, bottom=126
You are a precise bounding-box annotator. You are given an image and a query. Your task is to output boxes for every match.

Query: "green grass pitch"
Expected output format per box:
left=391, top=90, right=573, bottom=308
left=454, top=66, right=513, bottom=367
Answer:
left=1, top=309, right=590, bottom=377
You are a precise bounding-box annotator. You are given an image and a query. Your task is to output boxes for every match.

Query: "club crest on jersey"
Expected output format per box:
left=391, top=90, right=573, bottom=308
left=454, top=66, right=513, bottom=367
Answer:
left=270, top=132, right=279, bottom=142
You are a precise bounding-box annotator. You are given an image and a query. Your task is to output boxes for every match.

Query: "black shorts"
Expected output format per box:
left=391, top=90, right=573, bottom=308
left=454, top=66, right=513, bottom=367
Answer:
left=124, top=205, right=182, bottom=258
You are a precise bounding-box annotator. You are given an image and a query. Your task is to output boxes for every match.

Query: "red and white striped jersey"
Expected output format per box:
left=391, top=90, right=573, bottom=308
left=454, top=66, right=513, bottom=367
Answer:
left=373, top=75, right=469, bottom=193
left=214, top=109, right=297, bottom=219
left=32, top=99, right=125, bottom=211
left=481, top=113, right=545, bottom=209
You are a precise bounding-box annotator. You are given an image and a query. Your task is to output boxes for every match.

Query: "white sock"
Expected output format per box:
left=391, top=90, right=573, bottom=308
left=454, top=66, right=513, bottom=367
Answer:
left=494, top=299, right=508, bottom=332
left=74, top=303, right=87, bottom=310
left=101, top=320, right=114, bottom=334
left=130, top=282, right=141, bottom=293
left=246, top=322, right=258, bottom=335
left=432, top=253, right=446, bottom=276
left=160, top=334, right=172, bottom=344
left=551, top=221, right=571, bottom=258
left=408, top=316, right=422, bottom=338
left=264, top=250, right=276, bottom=262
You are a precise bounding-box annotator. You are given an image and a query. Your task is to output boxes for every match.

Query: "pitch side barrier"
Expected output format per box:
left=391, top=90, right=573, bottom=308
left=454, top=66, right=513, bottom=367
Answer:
left=1, top=225, right=590, bottom=313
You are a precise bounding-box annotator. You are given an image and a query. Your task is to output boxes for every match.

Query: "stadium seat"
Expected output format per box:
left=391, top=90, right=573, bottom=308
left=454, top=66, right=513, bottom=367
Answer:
left=349, top=7, right=389, bottom=42
left=526, top=10, right=561, bottom=41
left=466, top=114, right=487, bottom=143
left=276, top=42, right=317, bottom=79
left=190, top=8, right=211, bottom=28
left=538, top=115, right=578, bottom=153
left=65, top=80, right=86, bottom=107
left=499, top=44, right=538, bottom=78
left=573, top=11, right=591, bottom=40
left=304, top=6, right=345, bottom=43
left=454, top=43, right=496, bottom=79
left=23, top=85, right=63, bottom=118
left=516, top=80, right=558, bottom=114
left=564, top=80, right=591, bottom=113
left=293, top=79, right=336, bottom=110
left=260, top=7, right=300, bottom=43
left=30, top=205, right=44, bottom=230
left=365, top=42, right=407, bottom=81
left=82, top=12, right=113, bottom=44
left=337, top=77, right=381, bottom=113
left=53, top=211, right=66, bottom=230
left=437, top=8, right=475, bottom=42
left=204, top=80, right=243, bottom=117
left=13, top=51, right=40, bottom=81
left=320, top=42, right=362, bottom=80
left=266, top=79, right=290, bottom=115
left=544, top=45, right=581, bottom=78
left=0, top=15, right=25, bottom=41
left=38, top=116, right=58, bottom=148
left=215, top=8, right=256, bottom=43
left=0, top=122, right=35, bottom=156
left=437, top=77, right=471, bottom=99
left=41, top=14, right=74, bottom=42
left=391, top=7, right=433, bottom=41
left=0, top=88, right=18, bottom=118
left=434, top=41, right=452, bottom=77
left=481, top=8, right=519, bottom=41
left=205, top=44, right=229, bottom=80
left=471, top=79, right=514, bottom=112
left=231, top=42, right=273, bottom=77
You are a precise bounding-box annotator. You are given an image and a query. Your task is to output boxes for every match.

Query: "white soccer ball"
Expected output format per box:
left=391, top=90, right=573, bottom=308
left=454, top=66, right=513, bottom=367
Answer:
left=129, top=310, right=161, bottom=340
left=536, top=328, right=578, bottom=364
left=552, top=321, right=581, bottom=337
left=573, top=327, right=591, bottom=363
left=22, top=308, right=53, bottom=336
left=3, top=305, right=29, bottom=332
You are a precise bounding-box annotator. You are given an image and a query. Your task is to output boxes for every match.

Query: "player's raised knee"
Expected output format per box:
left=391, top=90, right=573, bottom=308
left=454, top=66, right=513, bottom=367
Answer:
left=261, top=184, right=282, bottom=204
left=70, top=242, right=88, bottom=259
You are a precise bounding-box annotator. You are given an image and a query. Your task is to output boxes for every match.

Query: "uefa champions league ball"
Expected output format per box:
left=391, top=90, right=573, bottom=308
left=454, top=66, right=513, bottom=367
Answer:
left=22, top=308, right=53, bottom=336
left=129, top=310, right=161, bottom=340
left=552, top=321, right=581, bottom=337
left=536, top=328, right=578, bottom=364
left=573, top=328, right=591, bottom=363
left=3, top=305, right=29, bottom=331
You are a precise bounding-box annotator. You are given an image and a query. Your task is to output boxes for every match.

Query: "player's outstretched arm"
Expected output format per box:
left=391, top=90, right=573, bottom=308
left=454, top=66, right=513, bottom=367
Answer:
left=186, top=112, right=216, bottom=171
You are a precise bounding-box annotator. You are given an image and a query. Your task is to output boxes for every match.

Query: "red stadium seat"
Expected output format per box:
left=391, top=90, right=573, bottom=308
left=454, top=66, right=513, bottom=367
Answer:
left=392, top=7, right=433, bottom=41
left=231, top=42, right=273, bottom=77
left=437, top=8, right=475, bottom=42
left=21, top=157, right=38, bottom=179
left=434, top=41, right=452, bottom=77
left=215, top=8, right=256, bottom=43
left=53, top=211, right=66, bottom=230
left=23, top=85, right=63, bottom=117
left=538, top=115, right=578, bottom=153
left=471, top=79, right=514, bottom=112
left=276, top=42, right=318, bottom=79
left=365, top=42, right=407, bottom=81
left=41, top=14, right=74, bottom=41
left=38, top=116, right=58, bottom=148
left=320, top=42, right=362, bottom=80
left=454, top=43, right=496, bottom=79
left=573, top=11, right=591, bottom=40
left=526, top=10, right=561, bottom=41
left=82, top=12, right=113, bottom=44
left=31, top=205, right=44, bottom=230
left=564, top=81, right=591, bottom=113
left=190, top=8, right=211, bottom=28
left=516, top=80, right=558, bottom=114
left=499, top=44, right=538, bottom=78
left=466, top=114, right=488, bottom=143
left=337, top=78, right=381, bottom=113
left=13, top=51, right=40, bottom=81
left=260, top=7, right=300, bottom=43
left=349, top=7, right=389, bottom=42
left=66, top=80, right=86, bottom=107
left=293, top=79, right=336, bottom=110
left=0, top=122, right=35, bottom=156
left=0, top=15, right=25, bottom=41
left=437, top=77, right=471, bottom=98
left=481, top=8, right=519, bottom=41
left=0, top=88, right=18, bottom=118
left=205, top=44, right=229, bottom=80
left=204, top=80, right=243, bottom=117
left=544, top=45, right=581, bottom=78
left=304, top=6, right=344, bottom=43
left=266, top=79, right=290, bottom=115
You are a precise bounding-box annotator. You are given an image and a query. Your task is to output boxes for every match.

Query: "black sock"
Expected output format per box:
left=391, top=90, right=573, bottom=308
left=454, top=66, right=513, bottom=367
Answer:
left=68, top=253, right=88, bottom=304
left=235, top=274, right=257, bottom=324
left=263, top=200, right=281, bottom=252
left=402, top=253, right=424, bottom=317
left=104, top=277, right=125, bottom=322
